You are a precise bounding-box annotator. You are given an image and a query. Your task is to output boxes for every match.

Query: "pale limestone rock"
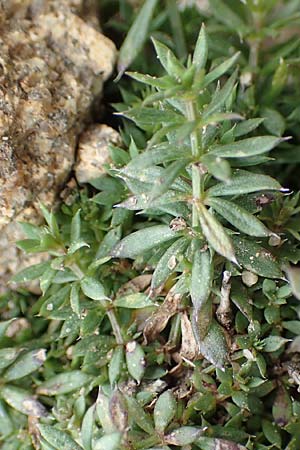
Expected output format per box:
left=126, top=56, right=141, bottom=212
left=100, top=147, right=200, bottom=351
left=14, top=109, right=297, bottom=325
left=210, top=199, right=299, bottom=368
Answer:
left=75, top=124, right=121, bottom=183
left=0, top=0, right=117, bottom=289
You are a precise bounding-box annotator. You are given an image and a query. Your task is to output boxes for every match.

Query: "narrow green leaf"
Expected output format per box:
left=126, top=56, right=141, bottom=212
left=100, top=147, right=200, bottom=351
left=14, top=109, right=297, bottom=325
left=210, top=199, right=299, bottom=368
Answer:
left=38, top=425, right=83, bottom=450
left=68, top=240, right=89, bottom=255
left=18, top=221, right=42, bottom=239
left=149, top=159, right=188, bottom=201
left=96, top=390, right=116, bottom=433
left=262, top=420, right=282, bottom=448
left=207, top=197, right=272, bottom=237
left=4, top=349, right=46, bottom=381
left=201, top=112, right=243, bottom=127
left=197, top=203, right=237, bottom=264
left=40, top=267, right=57, bottom=295
left=261, top=108, right=285, bottom=137
left=125, top=396, right=154, bottom=434
left=114, top=293, right=154, bottom=309
left=80, top=277, right=107, bottom=301
left=39, top=203, right=60, bottom=239
left=152, top=38, right=184, bottom=79
left=126, top=341, right=145, bottom=383
left=81, top=405, right=95, bottom=450
left=263, top=336, right=290, bottom=352
left=282, top=321, right=300, bottom=335
left=191, top=248, right=213, bottom=317
left=15, top=238, right=41, bottom=253
left=70, top=209, right=81, bottom=243
left=193, top=24, right=208, bottom=70
left=117, top=0, right=158, bottom=77
left=202, top=154, right=231, bottom=182
left=207, top=169, right=282, bottom=196
left=111, top=225, right=177, bottom=259
left=0, top=400, right=13, bottom=437
left=151, top=237, right=189, bottom=289
left=40, top=285, right=71, bottom=317
left=109, top=346, right=124, bottom=386
left=210, top=136, right=282, bottom=158
left=232, top=236, right=283, bottom=279
left=94, top=432, right=122, bottom=450
left=95, top=227, right=122, bottom=260
left=125, top=143, right=190, bottom=173
left=164, top=426, right=204, bottom=445
left=37, top=371, right=92, bottom=396
left=233, top=118, right=264, bottom=137
left=203, top=70, right=238, bottom=118
left=154, top=390, right=177, bottom=433
left=127, top=72, right=173, bottom=89
left=10, top=261, right=50, bottom=283
left=204, top=52, right=240, bottom=87
left=1, top=385, right=47, bottom=417
left=0, top=347, right=22, bottom=370
left=209, top=0, right=247, bottom=32
left=192, top=315, right=228, bottom=369
left=70, top=283, right=81, bottom=317
left=121, top=107, right=183, bottom=130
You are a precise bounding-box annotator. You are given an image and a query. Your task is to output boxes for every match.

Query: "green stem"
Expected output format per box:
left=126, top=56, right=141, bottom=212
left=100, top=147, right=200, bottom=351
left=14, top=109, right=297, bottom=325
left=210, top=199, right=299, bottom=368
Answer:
left=107, top=309, right=124, bottom=345
left=186, top=100, right=202, bottom=228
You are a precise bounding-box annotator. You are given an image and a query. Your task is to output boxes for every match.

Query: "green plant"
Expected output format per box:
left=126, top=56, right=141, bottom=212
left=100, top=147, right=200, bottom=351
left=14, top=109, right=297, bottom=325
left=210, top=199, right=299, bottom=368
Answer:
left=1, top=1, right=300, bottom=449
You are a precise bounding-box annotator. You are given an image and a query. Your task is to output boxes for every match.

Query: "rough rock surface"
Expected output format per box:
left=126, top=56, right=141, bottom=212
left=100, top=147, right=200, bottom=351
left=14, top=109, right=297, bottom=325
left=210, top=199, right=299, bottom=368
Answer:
left=0, top=0, right=117, bottom=289
left=75, top=124, right=121, bottom=184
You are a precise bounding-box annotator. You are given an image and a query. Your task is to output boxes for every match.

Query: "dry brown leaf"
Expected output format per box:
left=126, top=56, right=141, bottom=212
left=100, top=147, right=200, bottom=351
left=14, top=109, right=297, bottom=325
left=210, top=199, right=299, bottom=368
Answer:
left=116, top=274, right=152, bottom=297
left=180, top=312, right=198, bottom=360
left=143, top=288, right=181, bottom=343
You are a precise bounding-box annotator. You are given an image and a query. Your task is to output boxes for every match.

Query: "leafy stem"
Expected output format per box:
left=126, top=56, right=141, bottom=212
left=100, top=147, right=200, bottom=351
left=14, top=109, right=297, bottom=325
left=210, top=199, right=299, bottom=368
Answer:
left=107, top=309, right=124, bottom=345
left=185, top=99, right=202, bottom=228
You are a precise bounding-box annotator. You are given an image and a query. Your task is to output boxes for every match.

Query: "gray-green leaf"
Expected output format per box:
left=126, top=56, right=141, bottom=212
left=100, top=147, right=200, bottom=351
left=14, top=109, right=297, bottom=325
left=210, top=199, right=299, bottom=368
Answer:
left=154, top=390, right=177, bottom=433
left=94, top=432, right=122, bottom=450
left=207, top=169, right=282, bottom=196
left=1, top=385, right=47, bottom=417
left=197, top=203, right=237, bottom=264
left=111, top=225, right=177, bottom=259
left=193, top=24, right=208, bottom=70
left=164, top=426, right=204, bottom=445
left=80, top=277, right=107, bottom=301
left=207, top=197, right=272, bottom=237
left=37, top=371, right=92, bottom=396
left=117, top=0, right=158, bottom=77
left=232, top=236, right=283, bottom=279
left=38, top=424, right=83, bottom=450
left=210, top=136, right=282, bottom=158
left=151, top=237, right=189, bottom=289
left=4, top=349, right=46, bottom=381
left=126, top=341, right=145, bottom=383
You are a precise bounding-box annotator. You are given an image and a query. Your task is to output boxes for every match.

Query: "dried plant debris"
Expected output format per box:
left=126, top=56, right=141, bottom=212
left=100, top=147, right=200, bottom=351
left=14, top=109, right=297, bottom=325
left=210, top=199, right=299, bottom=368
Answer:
left=2, top=0, right=300, bottom=449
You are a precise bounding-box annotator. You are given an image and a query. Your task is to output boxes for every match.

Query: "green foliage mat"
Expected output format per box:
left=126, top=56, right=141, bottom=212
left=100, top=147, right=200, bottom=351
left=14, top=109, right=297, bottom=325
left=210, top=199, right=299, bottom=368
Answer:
left=1, top=1, right=300, bottom=449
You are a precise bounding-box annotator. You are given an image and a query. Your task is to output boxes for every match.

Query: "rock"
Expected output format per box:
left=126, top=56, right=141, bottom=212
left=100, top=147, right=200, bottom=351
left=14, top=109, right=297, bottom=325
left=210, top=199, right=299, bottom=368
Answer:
left=75, top=124, right=121, bottom=183
left=0, top=0, right=117, bottom=289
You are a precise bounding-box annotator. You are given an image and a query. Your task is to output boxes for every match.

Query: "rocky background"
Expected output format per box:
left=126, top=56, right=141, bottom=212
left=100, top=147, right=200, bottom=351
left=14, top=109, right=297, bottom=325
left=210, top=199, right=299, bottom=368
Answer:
left=0, top=0, right=117, bottom=290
